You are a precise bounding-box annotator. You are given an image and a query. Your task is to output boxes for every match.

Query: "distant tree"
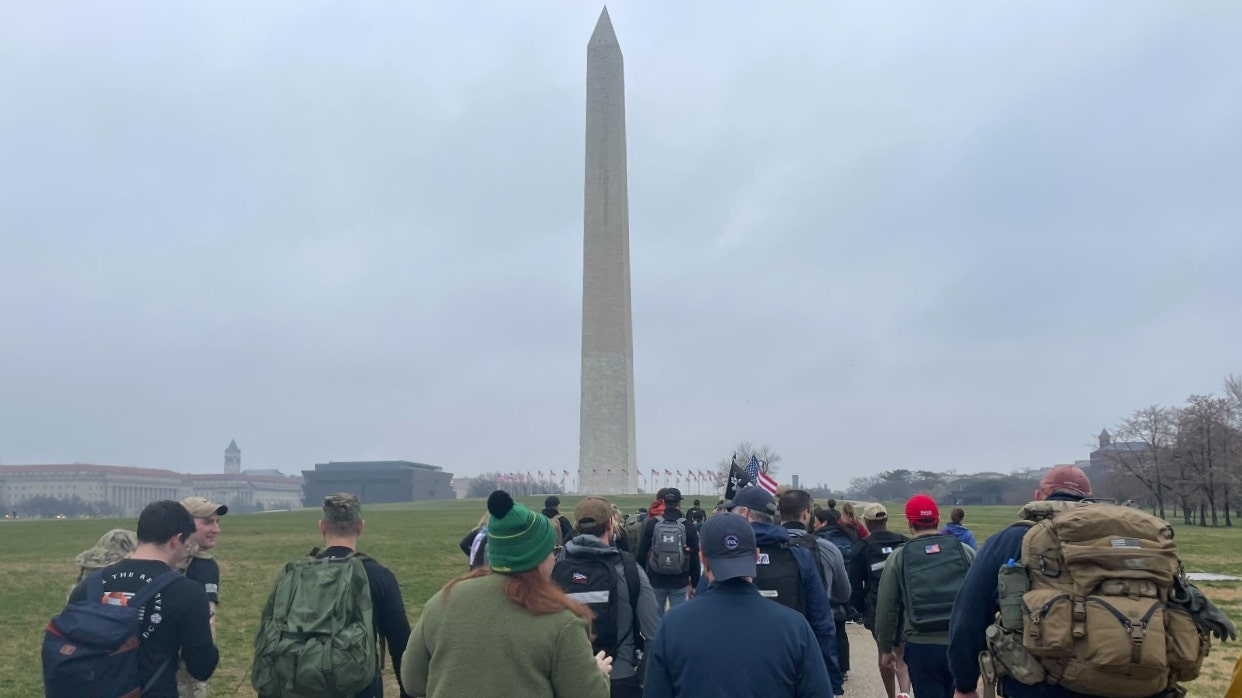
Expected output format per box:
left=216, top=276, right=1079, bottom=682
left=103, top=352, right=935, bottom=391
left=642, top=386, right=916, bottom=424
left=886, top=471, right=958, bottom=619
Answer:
left=468, top=473, right=501, bottom=499
left=1110, top=405, right=1179, bottom=519
left=715, top=442, right=783, bottom=486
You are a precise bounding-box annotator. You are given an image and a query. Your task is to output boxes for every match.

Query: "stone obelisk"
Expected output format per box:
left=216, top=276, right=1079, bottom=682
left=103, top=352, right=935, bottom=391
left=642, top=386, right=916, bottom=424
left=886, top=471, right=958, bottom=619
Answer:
left=579, top=7, right=637, bottom=494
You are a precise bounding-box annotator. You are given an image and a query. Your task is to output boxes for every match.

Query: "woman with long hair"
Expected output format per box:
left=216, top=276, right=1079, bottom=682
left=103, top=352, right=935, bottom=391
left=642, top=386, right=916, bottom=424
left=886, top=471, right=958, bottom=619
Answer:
left=403, top=491, right=612, bottom=697
left=840, top=501, right=869, bottom=540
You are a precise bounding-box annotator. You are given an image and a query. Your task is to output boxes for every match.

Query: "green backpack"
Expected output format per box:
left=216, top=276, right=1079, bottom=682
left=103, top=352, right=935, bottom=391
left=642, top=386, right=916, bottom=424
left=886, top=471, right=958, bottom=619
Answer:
left=251, top=550, right=378, bottom=698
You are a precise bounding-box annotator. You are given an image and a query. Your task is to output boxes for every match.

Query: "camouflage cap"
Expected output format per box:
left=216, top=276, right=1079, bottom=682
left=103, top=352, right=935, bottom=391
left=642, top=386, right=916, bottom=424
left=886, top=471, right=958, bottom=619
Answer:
left=323, top=493, right=362, bottom=522
left=74, top=528, right=138, bottom=570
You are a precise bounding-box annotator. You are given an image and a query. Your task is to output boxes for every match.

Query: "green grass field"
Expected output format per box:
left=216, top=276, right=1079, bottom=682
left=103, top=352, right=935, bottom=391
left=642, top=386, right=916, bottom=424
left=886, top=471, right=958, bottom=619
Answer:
left=3, top=498, right=1239, bottom=697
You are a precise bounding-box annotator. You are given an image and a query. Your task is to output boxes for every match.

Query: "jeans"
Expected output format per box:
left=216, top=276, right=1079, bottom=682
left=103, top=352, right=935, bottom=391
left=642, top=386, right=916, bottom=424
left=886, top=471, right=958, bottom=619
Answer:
left=652, top=585, right=687, bottom=617
left=903, top=641, right=954, bottom=698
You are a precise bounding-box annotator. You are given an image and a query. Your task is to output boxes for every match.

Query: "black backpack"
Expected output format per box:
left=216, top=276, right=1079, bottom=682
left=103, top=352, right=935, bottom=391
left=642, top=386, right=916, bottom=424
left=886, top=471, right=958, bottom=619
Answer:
left=755, top=542, right=805, bottom=614
left=899, top=534, right=971, bottom=633
left=816, top=527, right=855, bottom=561
left=862, top=533, right=908, bottom=613
left=43, top=570, right=183, bottom=698
left=552, top=551, right=642, bottom=656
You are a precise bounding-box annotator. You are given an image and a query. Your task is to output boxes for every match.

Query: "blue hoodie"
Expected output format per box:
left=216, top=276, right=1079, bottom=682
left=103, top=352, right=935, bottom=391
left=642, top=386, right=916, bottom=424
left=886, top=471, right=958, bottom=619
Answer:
left=940, top=522, right=978, bottom=550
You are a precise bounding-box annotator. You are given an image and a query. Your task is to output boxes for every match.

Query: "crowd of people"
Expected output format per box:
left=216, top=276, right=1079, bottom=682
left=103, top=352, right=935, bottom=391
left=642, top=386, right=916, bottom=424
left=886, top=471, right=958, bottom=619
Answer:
left=44, top=465, right=1240, bottom=698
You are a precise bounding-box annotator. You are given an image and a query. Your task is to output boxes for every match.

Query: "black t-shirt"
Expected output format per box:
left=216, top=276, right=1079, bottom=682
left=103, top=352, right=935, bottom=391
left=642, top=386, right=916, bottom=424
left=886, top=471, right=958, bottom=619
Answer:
left=318, top=546, right=413, bottom=698
left=68, top=559, right=218, bottom=698
left=184, top=556, right=220, bottom=604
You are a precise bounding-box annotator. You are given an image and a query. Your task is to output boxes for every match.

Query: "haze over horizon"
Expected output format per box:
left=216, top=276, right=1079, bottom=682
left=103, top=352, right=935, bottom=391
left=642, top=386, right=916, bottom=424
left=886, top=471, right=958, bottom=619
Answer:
left=2, top=3, right=1239, bottom=487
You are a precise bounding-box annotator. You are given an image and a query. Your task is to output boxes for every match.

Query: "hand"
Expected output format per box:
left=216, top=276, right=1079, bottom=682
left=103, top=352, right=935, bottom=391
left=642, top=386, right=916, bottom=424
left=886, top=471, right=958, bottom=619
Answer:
left=595, top=650, right=613, bottom=676
left=879, top=652, right=897, bottom=671
left=686, top=583, right=695, bottom=600
left=953, top=692, right=979, bottom=698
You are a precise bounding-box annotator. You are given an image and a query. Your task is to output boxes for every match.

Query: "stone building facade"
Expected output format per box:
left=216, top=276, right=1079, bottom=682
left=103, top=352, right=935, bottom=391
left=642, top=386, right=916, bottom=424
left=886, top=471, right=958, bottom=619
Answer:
left=0, top=463, right=303, bottom=517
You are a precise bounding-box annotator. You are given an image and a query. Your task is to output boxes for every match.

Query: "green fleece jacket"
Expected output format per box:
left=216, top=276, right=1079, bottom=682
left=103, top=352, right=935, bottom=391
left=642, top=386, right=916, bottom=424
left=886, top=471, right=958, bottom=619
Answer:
left=402, top=573, right=610, bottom=698
left=873, top=531, right=976, bottom=652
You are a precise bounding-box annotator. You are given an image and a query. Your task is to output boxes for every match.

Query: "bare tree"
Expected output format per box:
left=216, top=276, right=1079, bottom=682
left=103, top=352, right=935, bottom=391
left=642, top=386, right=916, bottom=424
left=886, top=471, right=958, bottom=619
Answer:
left=1175, top=395, right=1232, bottom=526
left=715, top=441, right=783, bottom=484
left=1111, top=405, right=1178, bottom=519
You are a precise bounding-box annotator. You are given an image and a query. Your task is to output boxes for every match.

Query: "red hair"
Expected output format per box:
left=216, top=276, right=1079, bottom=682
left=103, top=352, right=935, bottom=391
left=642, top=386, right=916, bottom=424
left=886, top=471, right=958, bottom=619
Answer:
left=441, top=567, right=594, bottom=637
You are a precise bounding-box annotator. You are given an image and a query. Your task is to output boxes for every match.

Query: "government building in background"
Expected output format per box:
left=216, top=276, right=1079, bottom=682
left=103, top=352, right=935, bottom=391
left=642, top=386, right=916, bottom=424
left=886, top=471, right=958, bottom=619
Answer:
left=301, top=460, right=454, bottom=505
left=0, top=441, right=303, bottom=517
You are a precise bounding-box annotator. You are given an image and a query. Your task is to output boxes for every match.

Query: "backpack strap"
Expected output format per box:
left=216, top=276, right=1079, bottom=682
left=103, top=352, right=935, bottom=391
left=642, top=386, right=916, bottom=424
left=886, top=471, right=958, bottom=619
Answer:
left=789, top=534, right=828, bottom=590
left=123, top=571, right=184, bottom=693
left=617, top=551, right=643, bottom=652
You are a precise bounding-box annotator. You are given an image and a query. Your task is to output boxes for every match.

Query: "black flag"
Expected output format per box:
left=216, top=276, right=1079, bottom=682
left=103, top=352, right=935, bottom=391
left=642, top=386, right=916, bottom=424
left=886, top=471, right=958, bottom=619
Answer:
left=725, top=453, right=751, bottom=501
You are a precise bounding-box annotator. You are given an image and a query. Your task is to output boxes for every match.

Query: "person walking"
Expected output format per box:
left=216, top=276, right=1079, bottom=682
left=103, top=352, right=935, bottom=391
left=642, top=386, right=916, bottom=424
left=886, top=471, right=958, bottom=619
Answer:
left=643, top=514, right=833, bottom=698
left=947, top=465, right=1235, bottom=698
left=635, top=488, right=700, bottom=616
left=939, top=507, right=977, bottom=550
left=541, top=495, right=574, bottom=548
left=849, top=503, right=913, bottom=698
left=873, top=495, right=974, bottom=698
left=553, top=495, right=659, bottom=698
left=65, top=501, right=218, bottom=698
left=458, top=510, right=490, bottom=570
left=176, top=497, right=227, bottom=698
left=719, top=486, right=844, bottom=696
left=403, top=490, right=611, bottom=698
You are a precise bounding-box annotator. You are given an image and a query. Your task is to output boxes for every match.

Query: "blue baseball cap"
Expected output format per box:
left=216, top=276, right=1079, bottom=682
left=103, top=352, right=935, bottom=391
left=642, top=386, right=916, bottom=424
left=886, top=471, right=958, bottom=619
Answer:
left=700, top=514, right=757, bottom=581
left=728, top=486, right=776, bottom=516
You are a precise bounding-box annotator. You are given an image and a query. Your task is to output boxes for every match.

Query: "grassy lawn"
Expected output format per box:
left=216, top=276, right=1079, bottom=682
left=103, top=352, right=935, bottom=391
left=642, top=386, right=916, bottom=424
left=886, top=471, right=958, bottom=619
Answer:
left=3, top=498, right=1238, bottom=697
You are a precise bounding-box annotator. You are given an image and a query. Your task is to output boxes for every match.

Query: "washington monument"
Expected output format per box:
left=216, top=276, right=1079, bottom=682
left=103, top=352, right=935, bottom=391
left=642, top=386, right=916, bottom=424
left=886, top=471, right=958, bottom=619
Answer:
left=579, top=8, right=637, bottom=494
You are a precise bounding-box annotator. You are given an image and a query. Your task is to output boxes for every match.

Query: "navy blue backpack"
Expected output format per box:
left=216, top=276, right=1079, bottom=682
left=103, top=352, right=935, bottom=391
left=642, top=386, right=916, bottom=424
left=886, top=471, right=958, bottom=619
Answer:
left=43, top=570, right=182, bottom=698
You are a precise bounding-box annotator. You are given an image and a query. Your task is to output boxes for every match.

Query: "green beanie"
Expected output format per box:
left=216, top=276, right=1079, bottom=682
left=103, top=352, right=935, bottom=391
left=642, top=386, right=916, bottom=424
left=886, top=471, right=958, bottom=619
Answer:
left=486, top=490, right=556, bottom=574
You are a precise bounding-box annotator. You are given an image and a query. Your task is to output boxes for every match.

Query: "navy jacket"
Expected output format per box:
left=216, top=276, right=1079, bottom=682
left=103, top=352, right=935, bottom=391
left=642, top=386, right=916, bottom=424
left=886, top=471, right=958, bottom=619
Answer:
left=946, top=494, right=1146, bottom=698
left=696, top=522, right=842, bottom=693
left=644, top=578, right=832, bottom=698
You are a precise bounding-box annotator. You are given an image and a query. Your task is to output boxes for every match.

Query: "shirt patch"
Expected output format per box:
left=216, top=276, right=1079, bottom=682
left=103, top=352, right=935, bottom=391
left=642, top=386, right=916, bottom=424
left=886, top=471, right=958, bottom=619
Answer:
left=757, top=553, right=770, bottom=565
left=925, top=544, right=941, bottom=554
left=204, top=583, right=218, bottom=594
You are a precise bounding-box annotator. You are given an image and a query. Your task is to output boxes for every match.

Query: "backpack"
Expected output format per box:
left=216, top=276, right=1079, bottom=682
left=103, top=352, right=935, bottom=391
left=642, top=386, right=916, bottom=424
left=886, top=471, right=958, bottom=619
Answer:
left=549, top=514, right=570, bottom=548
left=72, top=529, right=138, bottom=584
left=899, top=534, right=971, bottom=633
left=815, top=526, right=855, bottom=561
left=986, top=501, right=1208, bottom=697
left=623, top=513, right=645, bottom=552
left=647, top=517, right=689, bottom=576
left=552, top=551, right=642, bottom=656
left=43, top=570, right=182, bottom=698
left=755, top=541, right=805, bottom=614
left=251, top=550, right=378, bottom=698
left=862, top=533, right=908, bottom=616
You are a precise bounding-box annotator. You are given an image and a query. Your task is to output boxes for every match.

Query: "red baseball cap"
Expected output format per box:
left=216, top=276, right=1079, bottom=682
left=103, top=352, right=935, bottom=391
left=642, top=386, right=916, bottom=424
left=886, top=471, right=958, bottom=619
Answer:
left=1039, top=465, right=1092, bottom=498
left=905, top=494, right=940, bottom=527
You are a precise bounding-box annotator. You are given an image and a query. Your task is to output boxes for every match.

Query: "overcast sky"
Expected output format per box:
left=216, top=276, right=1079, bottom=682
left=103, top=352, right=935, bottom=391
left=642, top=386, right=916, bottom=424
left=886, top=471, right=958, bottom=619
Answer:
left=2, top=2, right=1239, bottom=487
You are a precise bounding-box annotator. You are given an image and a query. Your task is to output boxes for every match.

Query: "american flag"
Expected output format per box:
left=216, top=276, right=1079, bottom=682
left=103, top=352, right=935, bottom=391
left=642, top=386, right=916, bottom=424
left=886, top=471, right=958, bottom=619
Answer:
left=744, top=455, right=761, bottom=482
left=746, top=455, right=778, bottom=495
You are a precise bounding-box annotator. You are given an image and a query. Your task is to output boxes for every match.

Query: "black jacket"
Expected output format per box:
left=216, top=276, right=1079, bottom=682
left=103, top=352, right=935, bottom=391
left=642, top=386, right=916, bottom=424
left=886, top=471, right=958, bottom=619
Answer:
left=635, top=507, right=701, bottom=589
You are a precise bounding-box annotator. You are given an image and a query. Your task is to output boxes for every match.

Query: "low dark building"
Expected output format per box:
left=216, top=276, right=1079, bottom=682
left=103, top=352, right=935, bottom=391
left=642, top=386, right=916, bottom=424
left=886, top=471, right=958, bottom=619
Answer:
left=301, top=461, right=453, bottom=506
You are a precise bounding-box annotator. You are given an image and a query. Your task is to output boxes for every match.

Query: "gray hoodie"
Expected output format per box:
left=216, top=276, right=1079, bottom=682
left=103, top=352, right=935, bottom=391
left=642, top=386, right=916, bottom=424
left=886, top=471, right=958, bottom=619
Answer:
left=561, top=534, right=661, bottom=680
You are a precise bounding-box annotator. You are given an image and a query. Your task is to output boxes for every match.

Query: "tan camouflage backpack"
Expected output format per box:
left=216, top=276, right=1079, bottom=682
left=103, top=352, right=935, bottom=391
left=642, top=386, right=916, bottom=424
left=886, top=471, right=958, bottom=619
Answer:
left=73, top=529, right=138, bottom=583
left=985, top=501, right=1209, bottom=697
